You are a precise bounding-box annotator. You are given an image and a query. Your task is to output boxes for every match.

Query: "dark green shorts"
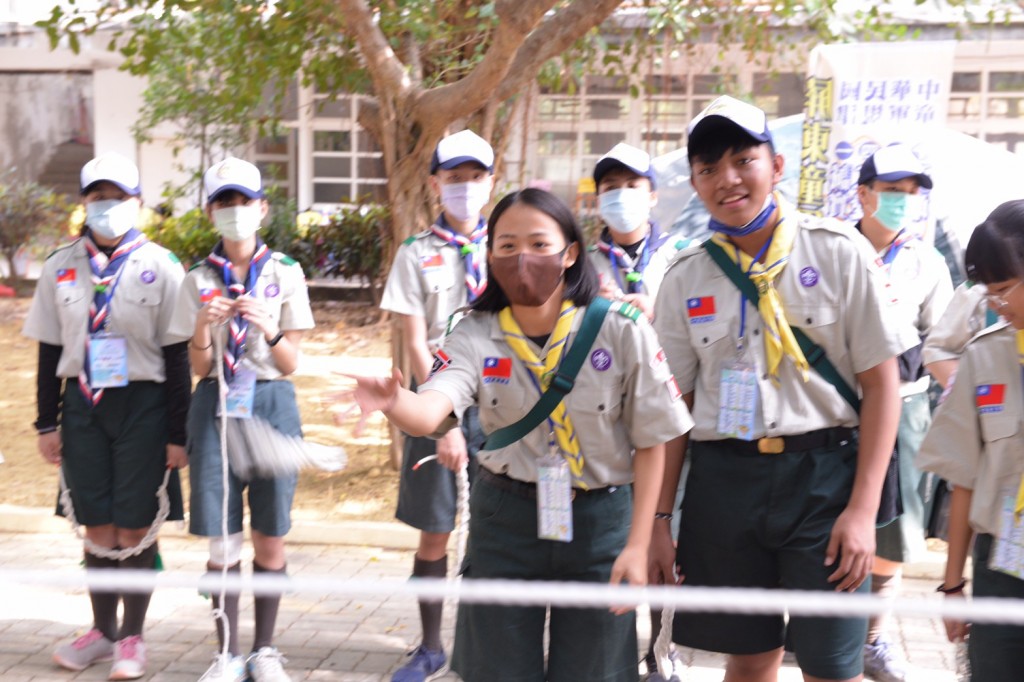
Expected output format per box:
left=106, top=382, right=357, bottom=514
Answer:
left=673, top=437, right=867, bottom=680
left=59, top=382, right=184, bottom=529
left=452, top=473, right=638, bottom=682
left=969, top=533, right=1024, bottom=680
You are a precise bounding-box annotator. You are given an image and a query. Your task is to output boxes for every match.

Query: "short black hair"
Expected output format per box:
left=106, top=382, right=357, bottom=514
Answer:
left=965, top=199, right=1024, bottom=285
left=687, top=118, right=775, bottom=166
left=472, top=188, right=599, bottom=312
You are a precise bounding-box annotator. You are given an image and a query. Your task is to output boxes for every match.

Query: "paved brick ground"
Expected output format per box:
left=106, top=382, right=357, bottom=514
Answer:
left=0, top=531, right=960, bottom=681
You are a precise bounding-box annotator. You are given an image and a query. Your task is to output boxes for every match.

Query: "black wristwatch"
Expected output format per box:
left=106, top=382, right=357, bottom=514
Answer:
left=267, top=330, right=284, bottom=347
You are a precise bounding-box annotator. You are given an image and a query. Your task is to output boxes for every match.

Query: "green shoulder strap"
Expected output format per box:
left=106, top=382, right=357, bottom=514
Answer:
left=702, top=240, right=861, bottom=413
left=482, top=296, right=612, bottom=451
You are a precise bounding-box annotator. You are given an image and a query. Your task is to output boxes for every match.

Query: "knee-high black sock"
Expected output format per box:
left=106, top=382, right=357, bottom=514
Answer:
left=84, top=550, right=120, bottom=642
left=252, top=561, right=286, bottom=651
left=413, top=555, right=447, bottom=651
left=207, top=562, right=242, bottom=656
left=118, top=543, right=158, bottom=639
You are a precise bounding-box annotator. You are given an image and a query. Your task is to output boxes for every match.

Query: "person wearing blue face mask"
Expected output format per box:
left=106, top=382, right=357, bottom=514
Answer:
left=592, top=143, right=692, bottom=322
left=854, top=144, right=954, bottom=682
left=23, top=152, right=191, bottom=680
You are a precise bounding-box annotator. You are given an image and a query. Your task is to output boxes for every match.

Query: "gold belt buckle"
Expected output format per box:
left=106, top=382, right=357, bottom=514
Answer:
left=757, top=437, right=785, bottom=454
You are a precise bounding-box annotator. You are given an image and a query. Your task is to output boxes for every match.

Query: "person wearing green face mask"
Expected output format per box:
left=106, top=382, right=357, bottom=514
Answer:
left=854, top=143, right=954, bottom=682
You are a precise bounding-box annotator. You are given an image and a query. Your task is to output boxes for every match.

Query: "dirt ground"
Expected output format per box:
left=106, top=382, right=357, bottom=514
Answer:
left=0, top=295, right=402, bottom=523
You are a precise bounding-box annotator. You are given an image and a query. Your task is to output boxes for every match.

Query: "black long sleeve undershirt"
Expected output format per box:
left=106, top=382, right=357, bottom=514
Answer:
left=35, top=342, right=64, bottom=432
left=162, top=341, right=191, bottom=446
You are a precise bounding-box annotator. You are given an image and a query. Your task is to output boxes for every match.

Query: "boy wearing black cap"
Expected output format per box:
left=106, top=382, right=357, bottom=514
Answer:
left=854, top=144, right=953, bottom=682
left=378, top=129, right=493, bottom=682
left=651, top=96, right=914, bottom=682
left=591, top=142, right=691, bottom=322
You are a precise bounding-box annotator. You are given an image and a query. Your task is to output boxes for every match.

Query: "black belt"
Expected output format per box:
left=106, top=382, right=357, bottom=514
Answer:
left=705, top=426, right=856, bottom=455
left=478, top=466, right=619, bottom=500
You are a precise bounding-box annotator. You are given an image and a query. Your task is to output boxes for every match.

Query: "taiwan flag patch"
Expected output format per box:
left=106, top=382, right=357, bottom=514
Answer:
left=200, top=287, right=223, bottom=303
left=420, top=253, right=444, bottom=270
left=976, top=384, right=1006, bottom=414
left=482, top=357, right=512, bottom=385
left=428, top=349, right=451, bottom=378
left=687, top=296, right=716, bottom=324
left=56, top=268, right=76, bottom=287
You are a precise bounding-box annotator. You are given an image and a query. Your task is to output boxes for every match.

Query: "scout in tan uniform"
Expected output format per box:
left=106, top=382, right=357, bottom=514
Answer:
left=346, top=188, right=692, bottom=682
left=23, top=152, right=190, bottom=680
left=168, top=158, right=314, bottom=682
left=918, top=199, right=1024, bottom=681
left=590, top=142, right=692, bottom=322
left=852, top=144, right=953, bottom=682
left=652, top=97, right=913, bottom=682
left=923, top=281, right=996, bottom=389
left=378, top=129, right=492, bottom=682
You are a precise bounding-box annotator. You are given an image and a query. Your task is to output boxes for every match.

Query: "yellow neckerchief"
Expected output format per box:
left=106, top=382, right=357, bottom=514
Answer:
left=498, top=300, right=585, bottom=483
left=710, top=201, right=809, bottom=382
left=1015, top=331, right=1024, bottom=517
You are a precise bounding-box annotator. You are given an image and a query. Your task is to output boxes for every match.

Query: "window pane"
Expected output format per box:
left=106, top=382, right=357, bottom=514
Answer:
left=644, top=75, right=686, bottom=95
left=537, top=132, right=577, bottom=156
left=754, top=73, right=803, bottom=116
left=584, top=132, right=623, bottom=156
left=948, top=95, right=981, bottom=120
left=314, top=182, right=352, bottom=204
left=693, top=74, right=734, bottom=95
left=357, top=130, right=381, bottom=153
left=642, top=132, right=684, bottom=157
left=314, top=97, right=351, bottom=118
left=952, top=72, right=981, bottom=93
left=642, top=99, right=688, bottom=119
left=313, top=156, right=351, bottom=177
left=314, top=131, right=351, bottom=153
left=586, top=98, right=627, bottom=120
left=257, top=161, right=288, bottom=182
left=355, top=183, right=389, bottom=203
left=586, top=75, right=629, bottom=95
left=988, top=97, right=1024, bottom=117
left=538, top=98, right=579, bottom=122
left=256, top=134, right=289, bottom=155
left=989, top=72, right=1024, bottom=92
left=357, top=156, right=386, bottom=178
left=537, top=156, right=576, bottom=182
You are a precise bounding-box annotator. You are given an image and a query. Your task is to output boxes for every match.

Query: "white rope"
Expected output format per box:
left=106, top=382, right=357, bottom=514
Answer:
left=212, top=328, right=234, bottom=667
left=58, top=466, right=171, bottom=561
left=653, top=604, right=676, bottom=679
left=6, top=569, right=1024, bottom=625
left=454, top=463, right=470, bottom=572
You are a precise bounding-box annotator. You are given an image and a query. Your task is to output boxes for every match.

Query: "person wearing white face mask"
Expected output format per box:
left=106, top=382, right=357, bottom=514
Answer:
left=853, top=143, right=954, bottom=682
left=378, top=129, right=494, bottom=682
left=23, top=152, right=191, bottom=680
left=591, top=143, right=693, bottom=323
left=167, top=157, right=314, bottom=682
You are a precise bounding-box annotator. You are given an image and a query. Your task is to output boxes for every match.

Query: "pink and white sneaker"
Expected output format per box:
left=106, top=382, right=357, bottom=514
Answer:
left=53, top=628, right=115, bottom=671
left=109, top=635, right=147, bottom=680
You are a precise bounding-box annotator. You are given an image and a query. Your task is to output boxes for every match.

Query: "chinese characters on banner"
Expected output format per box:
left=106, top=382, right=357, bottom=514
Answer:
left=797, top=43, right=956, bottom=233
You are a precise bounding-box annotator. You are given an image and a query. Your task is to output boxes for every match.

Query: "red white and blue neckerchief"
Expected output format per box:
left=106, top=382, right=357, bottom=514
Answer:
left=595, top=222, right=668, bottom=294
left=878, top=228, right=916, bottom=274
left=205, top=239, right=272, bottom=383
left=79, top=228, right=149, bottom=406
left=430, top=215, right=487, bottom=302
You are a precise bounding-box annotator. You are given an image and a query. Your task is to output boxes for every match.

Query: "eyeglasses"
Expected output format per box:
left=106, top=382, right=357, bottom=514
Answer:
left=983, top=280, right=1023, bottom=308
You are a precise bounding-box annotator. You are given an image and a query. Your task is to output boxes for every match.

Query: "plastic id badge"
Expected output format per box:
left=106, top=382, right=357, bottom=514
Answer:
left=717, top=360, right=758, bottom=441
left=989, top=495, right=1024, bottom=579
left=537, top=448, right=573, bottom=542
left=88, top=334, right=129, bottom=388
left=224, top=366, right=257, bottom=419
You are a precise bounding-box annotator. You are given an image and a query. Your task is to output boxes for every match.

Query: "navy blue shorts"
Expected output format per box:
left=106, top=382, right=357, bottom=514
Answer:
left=187, top=379, right=299, bottom=537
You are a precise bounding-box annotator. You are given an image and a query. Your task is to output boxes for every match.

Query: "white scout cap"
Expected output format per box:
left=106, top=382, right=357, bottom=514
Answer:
left=204, top=157, right=264, bottom=203
left=80, top=152, right=142, bottom=196
left=858, top=143, right=934, bottom=189
left=688, top=95, right=773, bottom=147
left=430, top=130, right=495, bottom=174
left=593, top=142, right=657, bottom=189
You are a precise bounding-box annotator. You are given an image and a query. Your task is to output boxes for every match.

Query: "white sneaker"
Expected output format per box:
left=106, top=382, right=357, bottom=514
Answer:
left=53, top=628, right=115, bottom=671
left=109, top=635, right=147, bottom=680
left=198, top=653, right=247, bottom=682
left=247, top=646, right=291, bottom=682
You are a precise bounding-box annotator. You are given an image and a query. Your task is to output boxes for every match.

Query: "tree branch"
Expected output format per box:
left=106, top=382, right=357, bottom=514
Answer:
left=414, top=0, right=558, bottom=130
left=335, top=0, right=413, bottom=98
left=493, top=0, right=624, bottom=102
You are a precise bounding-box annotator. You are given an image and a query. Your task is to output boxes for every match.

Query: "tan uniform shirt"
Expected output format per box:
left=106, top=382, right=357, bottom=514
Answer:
left=869, top=234, right=953, bottom=396
left=168, top=253, right=314, bottom=381
left=654, top=203, right=917, bottom=442
left=22, top=239, right=188, bottom=380
left=421, top=304, right=694, bottom=488
left=918, top=323, right=1024, bottom=536
left=922, top=282, right=994, bottom=365
left=589, top=233, right=693, bottom=299
left=380, top=230, right=477, bottom=351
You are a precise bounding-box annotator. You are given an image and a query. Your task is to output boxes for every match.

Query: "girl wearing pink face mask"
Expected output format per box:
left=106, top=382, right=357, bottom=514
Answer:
left=345, top=188, right=693, bottom=681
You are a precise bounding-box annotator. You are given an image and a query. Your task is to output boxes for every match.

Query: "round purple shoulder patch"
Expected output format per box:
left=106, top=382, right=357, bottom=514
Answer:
left=591, top=348, right=612, bottom=371
left=140, top=270, right=156, bottom=284
left=264, top=283, right=281, bottom=298
left=799, top=266, right=819, bottom=288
